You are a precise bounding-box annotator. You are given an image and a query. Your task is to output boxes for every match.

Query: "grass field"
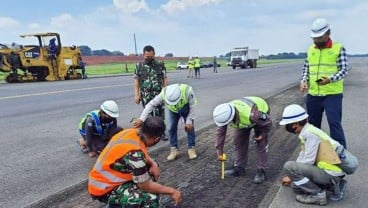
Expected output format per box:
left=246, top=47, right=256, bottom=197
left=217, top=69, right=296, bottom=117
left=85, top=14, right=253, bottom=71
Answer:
left=82, top=58, right=303, bottom=75
left=0, top=58, right=302, bottom=80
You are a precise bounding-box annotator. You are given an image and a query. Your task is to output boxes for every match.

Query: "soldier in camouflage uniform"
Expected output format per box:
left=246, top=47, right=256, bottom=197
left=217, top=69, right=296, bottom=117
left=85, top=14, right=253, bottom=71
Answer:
left=134, top=45, right=168, bottom=120
left=88, top=118, right=182, bottom=207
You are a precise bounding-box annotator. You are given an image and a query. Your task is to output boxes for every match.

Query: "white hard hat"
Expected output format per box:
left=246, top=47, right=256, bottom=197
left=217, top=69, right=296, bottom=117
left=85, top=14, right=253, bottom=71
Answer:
left=213, top=103, right=235, bottom=127
left=165, top=84, right=182, bottom=105
left=310, top=18, right=330, bottom=38
left=279, top=104, right=308, bottom=125
left=100, top=100, right=119, bottom=118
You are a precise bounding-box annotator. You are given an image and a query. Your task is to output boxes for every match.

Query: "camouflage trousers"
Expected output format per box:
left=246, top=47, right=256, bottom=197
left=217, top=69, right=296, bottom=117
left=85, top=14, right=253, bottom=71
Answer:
left=108, top=182, right=160, bottom=208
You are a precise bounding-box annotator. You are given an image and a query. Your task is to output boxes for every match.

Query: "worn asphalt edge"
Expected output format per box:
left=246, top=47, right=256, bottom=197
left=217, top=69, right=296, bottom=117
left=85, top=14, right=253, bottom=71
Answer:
left=258, top=90, right=306, bottom=208
left=258, top=134, right=301, bottom=208
left=25, top=81, right=300, bottom=208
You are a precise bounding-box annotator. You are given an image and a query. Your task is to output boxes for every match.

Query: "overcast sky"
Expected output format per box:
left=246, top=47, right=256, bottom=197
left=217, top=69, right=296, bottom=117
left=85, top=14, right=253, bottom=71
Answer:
left=1, top=0, right=367, bottom=56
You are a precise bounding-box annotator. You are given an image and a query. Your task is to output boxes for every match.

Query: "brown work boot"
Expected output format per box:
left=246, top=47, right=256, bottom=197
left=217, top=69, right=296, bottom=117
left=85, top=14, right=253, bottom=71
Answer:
left=167, top=147, right=179, bottom=161
left=188, top=148, right=197, bottom=160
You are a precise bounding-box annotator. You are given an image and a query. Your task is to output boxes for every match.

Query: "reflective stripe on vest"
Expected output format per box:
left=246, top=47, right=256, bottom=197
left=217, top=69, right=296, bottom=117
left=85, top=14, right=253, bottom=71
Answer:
left=300, top=124, right=343, bottom=174
left=163, top=84, right=192, bottom=113
left=88, top=129, right=150, bottom=196
left=79, top=110, right=103, bottom=135
left=307, top=43, right=343, bottom=96
left=88, top=139, right=140, bottom=190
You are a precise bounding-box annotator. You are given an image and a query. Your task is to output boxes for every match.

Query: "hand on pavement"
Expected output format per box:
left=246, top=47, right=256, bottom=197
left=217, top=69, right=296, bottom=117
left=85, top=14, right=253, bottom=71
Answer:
left=171, top=189, right=182, bottom=206
left=88, top=152, right=97, bottom=158
left=132, top=118, right=143, bottom=128
left=282, top=176, right=292, bottom=186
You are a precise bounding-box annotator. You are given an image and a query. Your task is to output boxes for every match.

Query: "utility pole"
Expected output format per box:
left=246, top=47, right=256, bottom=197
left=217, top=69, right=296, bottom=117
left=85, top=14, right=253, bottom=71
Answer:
left=134, top=33, right=138, bottom=56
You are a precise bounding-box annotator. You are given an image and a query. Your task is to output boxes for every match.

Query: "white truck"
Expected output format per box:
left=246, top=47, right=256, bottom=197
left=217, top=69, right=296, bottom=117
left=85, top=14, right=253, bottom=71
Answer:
left=230, top=47, right=259, bottom=69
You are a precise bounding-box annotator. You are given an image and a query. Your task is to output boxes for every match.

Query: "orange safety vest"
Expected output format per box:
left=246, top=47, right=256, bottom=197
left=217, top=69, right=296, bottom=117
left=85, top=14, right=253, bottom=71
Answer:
left=88, top=128, right=150, bottom=196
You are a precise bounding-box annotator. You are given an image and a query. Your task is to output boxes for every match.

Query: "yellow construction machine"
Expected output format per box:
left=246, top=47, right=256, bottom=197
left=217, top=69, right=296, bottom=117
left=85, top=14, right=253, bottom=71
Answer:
left=0, top=32, right=83, bottom=83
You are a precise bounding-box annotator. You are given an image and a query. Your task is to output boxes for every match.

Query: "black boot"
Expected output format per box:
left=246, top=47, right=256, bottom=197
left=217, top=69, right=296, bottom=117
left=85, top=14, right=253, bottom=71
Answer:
left=329, top=179, right=347, bottom=201
left=254, top=168, right=266, bottom=184
left=225, top=166, right=246, bottom=177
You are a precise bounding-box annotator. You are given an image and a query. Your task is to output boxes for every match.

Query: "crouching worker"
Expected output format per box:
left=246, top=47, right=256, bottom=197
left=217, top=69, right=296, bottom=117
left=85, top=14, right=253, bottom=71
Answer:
left=78, top=100, right=119, bottom=158
left=213, top=96, right=272, bottom=184
left=88, top=117, right=182, bottom=207
left=280, top=104, right=352, bottom=206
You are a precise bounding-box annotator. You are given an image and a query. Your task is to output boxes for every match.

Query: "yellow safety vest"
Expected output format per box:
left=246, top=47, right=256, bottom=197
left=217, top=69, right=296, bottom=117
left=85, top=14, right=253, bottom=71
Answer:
left=79, top=110, right=103, bottom=135
left=88, top=129, right=150, bottom=196
left=229, top=97, right=268, bottom=129
left=194, top=58, right=201, bottom=68
left=300, top=124, right=343, bottom=173
left=307, top=43, right=343, bottom=96
left=188, top=60, right=194, bottom=69
left=162, top=84, right=196, bottom=113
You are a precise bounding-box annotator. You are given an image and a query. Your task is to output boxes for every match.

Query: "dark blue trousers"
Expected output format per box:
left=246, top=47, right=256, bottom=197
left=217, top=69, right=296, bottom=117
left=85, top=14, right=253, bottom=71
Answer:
left=306, top=94, right=347, bottom=148
left=167, top=104, right=195, bottom=148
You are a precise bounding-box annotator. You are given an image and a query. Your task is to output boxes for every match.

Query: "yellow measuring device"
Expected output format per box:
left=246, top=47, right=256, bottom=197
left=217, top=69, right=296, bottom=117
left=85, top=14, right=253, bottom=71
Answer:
left=221, top=153, right=227, bottom=179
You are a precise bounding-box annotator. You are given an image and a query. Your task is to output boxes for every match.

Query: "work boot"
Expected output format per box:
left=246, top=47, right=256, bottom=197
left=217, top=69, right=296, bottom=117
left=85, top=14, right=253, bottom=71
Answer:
left=254, top=168, right=266, bottom=184
left=188, top=148, right=197, bottom=160
left=329, top=179, right=348, bottom=201
left=167, top=147, right=179, bottom=161
left=225, top=166, right=246, bottom=177
left=296, top=191, right=328, bottom=206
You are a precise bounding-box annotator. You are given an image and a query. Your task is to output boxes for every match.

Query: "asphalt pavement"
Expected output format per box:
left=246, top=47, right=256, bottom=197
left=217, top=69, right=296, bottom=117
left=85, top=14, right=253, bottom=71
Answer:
left=266, top=58, right=368, bottom=208
left=1, top=62, right=303, bottom=208
left=2, top=59, right=367, bottom=207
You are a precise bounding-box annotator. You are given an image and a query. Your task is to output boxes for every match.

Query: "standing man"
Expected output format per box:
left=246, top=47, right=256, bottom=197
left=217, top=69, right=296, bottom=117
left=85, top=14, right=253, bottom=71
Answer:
left=88, top=117, right=182, bottom=207
left=213, top=96, right=272, bottom=184
left=134, top=45, right=168, bottom=123
left=187, top=56, right=194, bottom=78
left=193, top=56, right=201, bottom=79
left=133, top=83, right=197, bottom=161
left=279, top=104, right=347, bottom=205
left=213, top=56, right=218, bottom=73
left=300, top=18, right=349, bottom=148
left=78, top=100, right=119, bottom=158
